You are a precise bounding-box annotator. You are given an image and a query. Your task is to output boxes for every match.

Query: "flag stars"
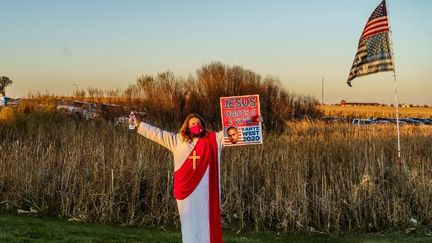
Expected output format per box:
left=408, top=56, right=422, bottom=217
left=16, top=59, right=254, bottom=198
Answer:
left=348, top=0, right=393, bottom=82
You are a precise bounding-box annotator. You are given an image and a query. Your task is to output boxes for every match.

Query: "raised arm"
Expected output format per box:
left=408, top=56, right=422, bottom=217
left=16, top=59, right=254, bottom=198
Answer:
left=130, top=113, right=177, bottom=152
left=136, top=122, right=178, bottom=152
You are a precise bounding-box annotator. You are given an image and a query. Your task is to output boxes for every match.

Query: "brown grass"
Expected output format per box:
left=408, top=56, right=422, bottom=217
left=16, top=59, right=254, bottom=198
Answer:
left=1, top=110, right=431, bottom=233
left=321, top=105, right=432, bottom=119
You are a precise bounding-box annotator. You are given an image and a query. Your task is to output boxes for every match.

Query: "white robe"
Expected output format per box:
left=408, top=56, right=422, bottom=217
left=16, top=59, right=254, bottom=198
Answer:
left=137, top=122, right=225, bottom=243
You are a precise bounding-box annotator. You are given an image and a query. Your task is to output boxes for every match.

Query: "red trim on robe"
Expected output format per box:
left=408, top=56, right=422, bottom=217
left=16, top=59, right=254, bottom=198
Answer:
left=173, top=132, right=223, bottom=243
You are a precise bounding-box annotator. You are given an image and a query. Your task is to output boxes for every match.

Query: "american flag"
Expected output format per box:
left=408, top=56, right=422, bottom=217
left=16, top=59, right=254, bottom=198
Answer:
left=347, top=0, right=394, bottom=86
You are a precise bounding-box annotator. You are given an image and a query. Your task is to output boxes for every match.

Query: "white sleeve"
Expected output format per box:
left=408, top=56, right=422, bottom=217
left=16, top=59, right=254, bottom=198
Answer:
left=136, top=122, right=178, bottom=152
left=216, top=130, right=225, bottom=149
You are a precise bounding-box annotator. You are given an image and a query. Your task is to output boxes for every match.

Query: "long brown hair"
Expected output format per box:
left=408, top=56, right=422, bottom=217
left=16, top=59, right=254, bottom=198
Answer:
left=179, top=114, right=208, bottom=143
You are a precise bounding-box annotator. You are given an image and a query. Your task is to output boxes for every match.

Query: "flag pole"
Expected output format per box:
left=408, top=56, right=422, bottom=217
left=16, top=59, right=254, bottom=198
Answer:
left=393, top=72, right=401, bottom=161
left=386, top=0, right=402, bottom=162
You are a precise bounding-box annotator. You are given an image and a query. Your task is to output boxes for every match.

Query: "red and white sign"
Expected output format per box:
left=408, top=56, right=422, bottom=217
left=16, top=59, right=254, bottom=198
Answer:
left=220, top=95, right=262, bottom=146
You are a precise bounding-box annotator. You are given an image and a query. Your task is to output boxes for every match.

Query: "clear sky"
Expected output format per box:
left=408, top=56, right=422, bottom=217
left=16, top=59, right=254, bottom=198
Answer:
left=1, top=0, right=431, bottom=105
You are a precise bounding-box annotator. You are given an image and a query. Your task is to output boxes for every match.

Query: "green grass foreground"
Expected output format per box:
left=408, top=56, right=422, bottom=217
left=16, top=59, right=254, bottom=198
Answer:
left=1, top=214, right=431, bottom=242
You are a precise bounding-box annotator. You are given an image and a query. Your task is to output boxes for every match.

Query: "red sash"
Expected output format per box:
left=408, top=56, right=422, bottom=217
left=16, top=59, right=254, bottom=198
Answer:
left=173, top=131, right=223, bottom=243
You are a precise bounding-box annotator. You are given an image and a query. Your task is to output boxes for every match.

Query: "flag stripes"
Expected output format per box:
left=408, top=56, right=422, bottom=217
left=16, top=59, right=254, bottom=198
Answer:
left=347, top=0, right=394, bottom=86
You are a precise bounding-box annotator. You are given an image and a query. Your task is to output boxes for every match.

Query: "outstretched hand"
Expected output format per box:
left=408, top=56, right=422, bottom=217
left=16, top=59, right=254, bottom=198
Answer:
left=129, top=112, right=141, bottom=129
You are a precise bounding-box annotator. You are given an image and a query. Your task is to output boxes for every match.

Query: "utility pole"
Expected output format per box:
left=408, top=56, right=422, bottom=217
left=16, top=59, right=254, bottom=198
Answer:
left=321, top=77, right=325, bottom=105
left=72, top=83, right=78, bottom=94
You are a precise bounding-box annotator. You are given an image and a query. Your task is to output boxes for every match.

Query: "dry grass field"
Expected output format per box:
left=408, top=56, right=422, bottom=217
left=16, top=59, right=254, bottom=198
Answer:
left=320, top=105, right=432, bottom=119
left=1, top=107, right=431, bottom=234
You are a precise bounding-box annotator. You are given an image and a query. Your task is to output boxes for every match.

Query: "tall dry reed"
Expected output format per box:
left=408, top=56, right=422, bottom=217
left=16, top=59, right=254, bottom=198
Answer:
left=1, top=112, right=431, bottom=233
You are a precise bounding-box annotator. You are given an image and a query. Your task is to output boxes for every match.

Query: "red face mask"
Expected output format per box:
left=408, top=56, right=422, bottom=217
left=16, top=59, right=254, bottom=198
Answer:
left=190, top=124, right=204, bottom=136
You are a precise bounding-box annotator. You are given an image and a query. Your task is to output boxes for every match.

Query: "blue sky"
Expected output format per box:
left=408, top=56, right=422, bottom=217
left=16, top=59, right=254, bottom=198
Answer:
left=1, top=0, right=431, bottom=105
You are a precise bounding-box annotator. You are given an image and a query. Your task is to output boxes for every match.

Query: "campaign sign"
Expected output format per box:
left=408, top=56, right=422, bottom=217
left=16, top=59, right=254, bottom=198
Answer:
left=220, top=95, right=263, bottom=146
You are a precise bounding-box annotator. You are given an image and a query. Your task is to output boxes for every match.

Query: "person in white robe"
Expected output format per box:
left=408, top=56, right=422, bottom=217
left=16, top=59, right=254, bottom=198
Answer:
left=130, top=113, right=225, bottom=243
